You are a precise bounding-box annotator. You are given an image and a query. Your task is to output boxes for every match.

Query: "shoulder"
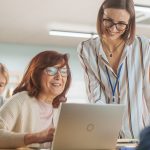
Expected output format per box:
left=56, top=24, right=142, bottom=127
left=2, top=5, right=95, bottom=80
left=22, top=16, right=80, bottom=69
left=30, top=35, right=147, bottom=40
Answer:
left=136, top=35, right=150, bottom=42
left=9, top=91, right=30, bottom=102
left=133, top=36, right=150, bottom=67
left=1, top=91, right=31, bottom=110
left=132, top=36, right=150, bottom=56
left=77, top=37, right=99, bottom=50
left=134, top=35, right=150, bottom=48
left=77, top=37, right=100, bottom=57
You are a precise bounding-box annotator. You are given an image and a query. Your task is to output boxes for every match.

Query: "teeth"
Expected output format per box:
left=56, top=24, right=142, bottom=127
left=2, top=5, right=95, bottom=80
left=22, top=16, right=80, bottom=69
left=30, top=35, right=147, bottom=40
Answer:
left=52, top=83, right=61, bottom=86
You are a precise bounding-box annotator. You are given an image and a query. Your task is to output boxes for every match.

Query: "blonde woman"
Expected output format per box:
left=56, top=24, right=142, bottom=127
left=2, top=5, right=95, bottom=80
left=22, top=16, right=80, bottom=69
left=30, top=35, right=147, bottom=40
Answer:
left=0, top=63, right=9, bottom=107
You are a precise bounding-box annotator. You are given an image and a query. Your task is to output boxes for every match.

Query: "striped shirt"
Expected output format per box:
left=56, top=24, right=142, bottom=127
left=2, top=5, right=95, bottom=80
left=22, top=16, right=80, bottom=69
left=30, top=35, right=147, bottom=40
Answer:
left=77, top=36, right=150, bottom=139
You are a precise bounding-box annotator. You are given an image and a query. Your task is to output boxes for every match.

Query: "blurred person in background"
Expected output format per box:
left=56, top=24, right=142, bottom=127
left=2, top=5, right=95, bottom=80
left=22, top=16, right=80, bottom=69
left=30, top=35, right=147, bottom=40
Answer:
left=136, top=126, right=150, bottom=150
left=0, top=63, right=9, bottom=107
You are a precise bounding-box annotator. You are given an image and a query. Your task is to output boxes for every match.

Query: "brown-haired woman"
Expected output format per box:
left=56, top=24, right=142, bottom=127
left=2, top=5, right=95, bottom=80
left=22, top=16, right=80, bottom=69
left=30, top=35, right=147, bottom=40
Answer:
left=0, top=63, right=9, bottom=107
left=0, top=50, right=71, bottom=148
left=78, top=0, right=150, bottom=139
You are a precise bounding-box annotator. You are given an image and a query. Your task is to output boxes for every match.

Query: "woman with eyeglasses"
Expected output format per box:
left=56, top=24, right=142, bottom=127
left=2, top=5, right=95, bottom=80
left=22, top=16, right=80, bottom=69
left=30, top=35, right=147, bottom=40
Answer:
left=0, top=51, right=71, bottom=148
left=77, top=0, right=150, bottom=139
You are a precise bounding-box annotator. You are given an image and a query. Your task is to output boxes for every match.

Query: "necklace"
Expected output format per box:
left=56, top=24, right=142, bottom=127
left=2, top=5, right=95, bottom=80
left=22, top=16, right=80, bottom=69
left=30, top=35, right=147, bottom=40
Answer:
left=101, top=38, right=124, bottom=58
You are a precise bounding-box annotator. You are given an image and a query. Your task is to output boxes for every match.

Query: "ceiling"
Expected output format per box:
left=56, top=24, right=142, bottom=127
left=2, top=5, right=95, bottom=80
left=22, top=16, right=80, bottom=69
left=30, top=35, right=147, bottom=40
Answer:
left=0, top=0, right=150, bottom=48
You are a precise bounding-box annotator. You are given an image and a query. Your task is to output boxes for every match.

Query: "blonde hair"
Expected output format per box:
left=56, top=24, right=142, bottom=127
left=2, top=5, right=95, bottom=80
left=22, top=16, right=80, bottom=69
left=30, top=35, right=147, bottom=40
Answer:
left=0, top=63, right=9, bottom=85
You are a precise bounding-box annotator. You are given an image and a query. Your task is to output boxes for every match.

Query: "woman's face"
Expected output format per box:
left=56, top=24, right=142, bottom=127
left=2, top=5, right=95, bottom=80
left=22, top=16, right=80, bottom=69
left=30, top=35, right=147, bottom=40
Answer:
left=102, top=8, right=130, bottom=40
left=0, top=73, right=6, bottom=95
left=40, top=61, right=68, bottom=99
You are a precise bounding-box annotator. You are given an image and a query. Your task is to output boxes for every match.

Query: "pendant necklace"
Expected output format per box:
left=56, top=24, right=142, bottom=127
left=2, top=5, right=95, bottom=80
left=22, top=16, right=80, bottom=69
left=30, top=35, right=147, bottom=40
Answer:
left=101, top=39, right=124, bottom=58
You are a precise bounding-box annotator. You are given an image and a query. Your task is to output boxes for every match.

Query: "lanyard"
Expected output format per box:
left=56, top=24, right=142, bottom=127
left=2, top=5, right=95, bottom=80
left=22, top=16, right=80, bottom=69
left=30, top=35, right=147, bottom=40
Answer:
left=105, top=64, right=123, bottom=102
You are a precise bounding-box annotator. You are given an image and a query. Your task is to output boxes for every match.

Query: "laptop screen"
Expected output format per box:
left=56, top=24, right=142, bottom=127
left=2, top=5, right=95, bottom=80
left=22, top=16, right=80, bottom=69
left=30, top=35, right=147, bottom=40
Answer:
left=51, top=103, right=125, bottom=150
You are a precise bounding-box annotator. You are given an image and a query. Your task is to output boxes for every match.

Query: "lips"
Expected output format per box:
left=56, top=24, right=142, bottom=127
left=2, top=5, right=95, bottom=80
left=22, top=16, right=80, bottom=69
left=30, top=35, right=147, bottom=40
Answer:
left=51, top=83, right=62, bottom=86
left=108, top=31, right=118, bottom=35
left=106, top=29, right=119, bottom=35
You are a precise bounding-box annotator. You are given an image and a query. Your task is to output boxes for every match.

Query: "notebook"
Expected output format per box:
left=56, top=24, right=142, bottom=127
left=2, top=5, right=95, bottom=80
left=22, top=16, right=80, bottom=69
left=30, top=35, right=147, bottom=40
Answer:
left=51, top=103, right=125, bottom=150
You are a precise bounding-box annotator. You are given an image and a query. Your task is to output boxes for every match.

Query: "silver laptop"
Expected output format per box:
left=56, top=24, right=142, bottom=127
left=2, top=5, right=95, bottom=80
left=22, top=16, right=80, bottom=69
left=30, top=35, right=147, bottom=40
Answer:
left=51, top=103, right=125, bottom=150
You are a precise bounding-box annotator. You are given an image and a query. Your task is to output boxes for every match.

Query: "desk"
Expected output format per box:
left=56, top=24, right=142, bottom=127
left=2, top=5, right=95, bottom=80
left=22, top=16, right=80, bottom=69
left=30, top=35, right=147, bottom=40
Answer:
left=116, top=139, right=138, bottom=150
left=0, top=148, right=48, bottom=150
left=0, top=146, right=137, bottom=150
left=0, top=143, right=137, bottom=150
left=116, top=144, right=137, bottom=150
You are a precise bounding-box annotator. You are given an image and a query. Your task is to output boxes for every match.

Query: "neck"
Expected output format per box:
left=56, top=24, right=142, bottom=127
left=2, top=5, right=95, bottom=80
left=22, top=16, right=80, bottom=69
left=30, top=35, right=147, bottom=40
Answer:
left=101, top=36, right=125, bottom=58
left=101, top=37, right=124, bottom=53
left=37, top=92, right=54, bottom=104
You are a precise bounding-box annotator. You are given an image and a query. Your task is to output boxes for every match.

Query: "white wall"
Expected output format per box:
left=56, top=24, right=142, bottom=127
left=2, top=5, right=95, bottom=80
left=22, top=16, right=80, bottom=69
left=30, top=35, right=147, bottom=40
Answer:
left=0, top=43, right=88, bottom=103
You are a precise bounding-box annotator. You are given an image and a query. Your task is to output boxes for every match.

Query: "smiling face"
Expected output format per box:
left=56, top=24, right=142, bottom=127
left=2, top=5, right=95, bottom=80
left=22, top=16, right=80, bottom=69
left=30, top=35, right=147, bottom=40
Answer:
left=39, top=61, right=68, bottom=101
left=102, top=8, right=130, bottom=41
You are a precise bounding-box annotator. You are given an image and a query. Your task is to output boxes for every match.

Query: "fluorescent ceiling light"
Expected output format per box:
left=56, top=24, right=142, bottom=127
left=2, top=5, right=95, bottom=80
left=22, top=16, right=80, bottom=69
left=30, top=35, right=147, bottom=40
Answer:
left=135, top=4, right=150, bottom=13
left=49, top=30, right=97, bottom=38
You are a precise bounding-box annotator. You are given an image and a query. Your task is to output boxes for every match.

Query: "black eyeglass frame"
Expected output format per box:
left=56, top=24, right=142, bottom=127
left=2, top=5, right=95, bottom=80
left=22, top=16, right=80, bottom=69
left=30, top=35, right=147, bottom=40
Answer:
left=103, top=18, right=128, bottom=31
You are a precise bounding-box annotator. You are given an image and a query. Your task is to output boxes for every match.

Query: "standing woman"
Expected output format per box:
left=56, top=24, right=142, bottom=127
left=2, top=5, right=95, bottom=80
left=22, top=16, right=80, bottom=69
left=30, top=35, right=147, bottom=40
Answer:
left=0, top=63, right=9, bottom=107
left=78, top=0, right=150, bottom=139
left=0, top=51, right=71, bottom=148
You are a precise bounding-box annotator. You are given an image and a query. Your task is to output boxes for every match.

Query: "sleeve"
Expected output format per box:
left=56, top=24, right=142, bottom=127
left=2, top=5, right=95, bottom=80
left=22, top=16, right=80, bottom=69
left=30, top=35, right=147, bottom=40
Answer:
left=0, top=96, right=25, bottom=148
left=77, top=42, right=106, bottom=104
left=143, top=39, right=150, bottom=113
left=0, top=97, right=4, bottom=107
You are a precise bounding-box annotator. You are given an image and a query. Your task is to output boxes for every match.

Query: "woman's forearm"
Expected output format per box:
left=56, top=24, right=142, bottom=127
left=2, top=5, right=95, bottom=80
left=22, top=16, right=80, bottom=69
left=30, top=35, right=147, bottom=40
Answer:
left=0, top=129, right=25, bottom=148
left=24, top=127, right=55, bottom=145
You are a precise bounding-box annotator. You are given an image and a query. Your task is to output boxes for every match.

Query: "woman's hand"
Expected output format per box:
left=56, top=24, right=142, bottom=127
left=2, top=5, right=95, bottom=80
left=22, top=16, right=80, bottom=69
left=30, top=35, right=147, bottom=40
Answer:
left=37, top=127, right=55, bottom=143
left=24, top=127, right=55, bottom=145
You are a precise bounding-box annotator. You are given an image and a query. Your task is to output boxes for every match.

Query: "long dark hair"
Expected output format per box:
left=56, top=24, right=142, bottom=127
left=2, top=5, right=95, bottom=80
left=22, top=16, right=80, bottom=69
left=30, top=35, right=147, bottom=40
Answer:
left=97, top=0, right=135, bottom=44
left=13, top=50, right=71, bottom=108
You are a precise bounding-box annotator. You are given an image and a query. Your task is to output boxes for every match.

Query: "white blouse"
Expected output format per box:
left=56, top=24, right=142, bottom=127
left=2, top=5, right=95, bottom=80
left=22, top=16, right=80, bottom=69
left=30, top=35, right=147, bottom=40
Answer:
left=77, top=36, right=150, bottom=139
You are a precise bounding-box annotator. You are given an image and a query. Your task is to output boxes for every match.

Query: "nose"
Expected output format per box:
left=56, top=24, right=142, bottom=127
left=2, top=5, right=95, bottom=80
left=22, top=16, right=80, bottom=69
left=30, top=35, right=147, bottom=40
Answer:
left=109, top=24, right=118, bottom=32
left=54, top=71, right=62, bottom=79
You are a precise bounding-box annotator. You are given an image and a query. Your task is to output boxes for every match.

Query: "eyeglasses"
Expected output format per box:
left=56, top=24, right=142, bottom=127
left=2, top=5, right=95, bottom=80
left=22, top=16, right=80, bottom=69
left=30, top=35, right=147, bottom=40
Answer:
left=46, top=66, right=69, bottom=77
left=103, top=18, right=128, bottom=31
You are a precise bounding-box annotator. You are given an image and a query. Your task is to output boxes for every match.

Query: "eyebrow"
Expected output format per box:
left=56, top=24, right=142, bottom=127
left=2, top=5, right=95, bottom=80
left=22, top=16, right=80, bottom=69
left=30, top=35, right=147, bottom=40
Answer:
left=59, top=66, right=67, bottom=69
left=48, top=65, right=67, bottom=69
left=103, top=14, right=128, bottom=24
